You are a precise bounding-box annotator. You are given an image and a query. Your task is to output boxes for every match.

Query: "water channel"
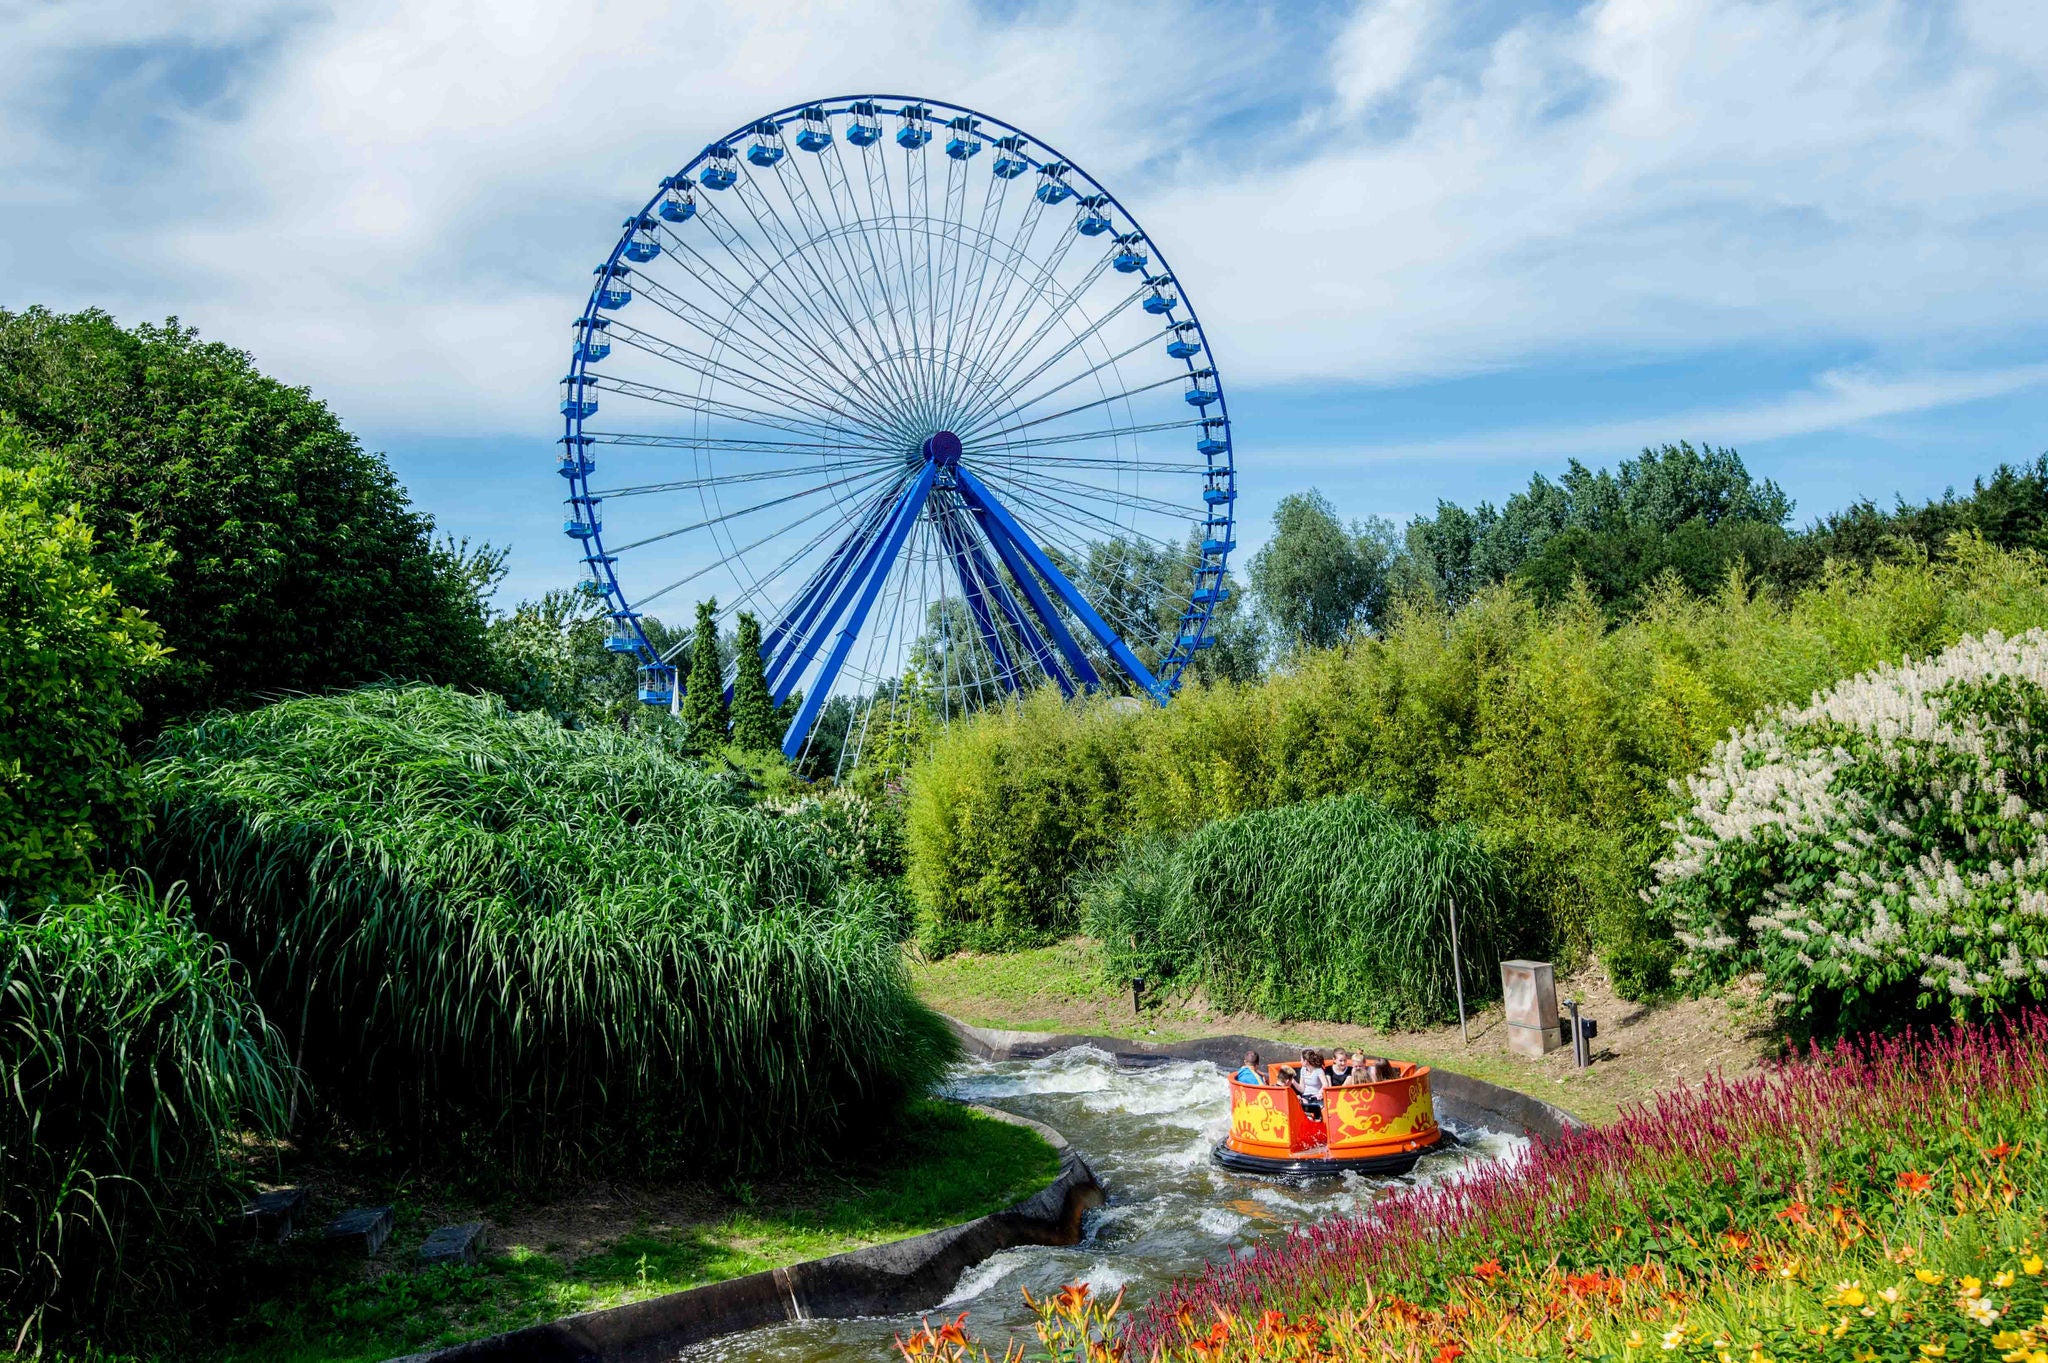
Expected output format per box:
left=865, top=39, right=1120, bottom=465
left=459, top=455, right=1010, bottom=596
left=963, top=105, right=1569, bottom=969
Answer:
left=687, top=1046, right=1526, bottom=1363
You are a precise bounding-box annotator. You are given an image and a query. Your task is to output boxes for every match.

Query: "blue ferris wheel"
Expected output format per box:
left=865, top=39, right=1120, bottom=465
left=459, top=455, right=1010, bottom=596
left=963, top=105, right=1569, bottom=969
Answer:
left=559, top=96, right=1237, bottom=770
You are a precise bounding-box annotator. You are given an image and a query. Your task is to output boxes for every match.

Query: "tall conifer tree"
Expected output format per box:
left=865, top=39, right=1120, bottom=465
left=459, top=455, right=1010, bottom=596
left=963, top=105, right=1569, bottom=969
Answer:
left=729, top=612, right=779, bottom=753
left=681, top=598, right=727, bottom=751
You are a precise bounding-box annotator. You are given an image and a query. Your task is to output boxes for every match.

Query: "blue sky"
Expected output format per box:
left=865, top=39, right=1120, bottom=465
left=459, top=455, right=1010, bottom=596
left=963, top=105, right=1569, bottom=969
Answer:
left=4, top=0, right=2046, bottom=607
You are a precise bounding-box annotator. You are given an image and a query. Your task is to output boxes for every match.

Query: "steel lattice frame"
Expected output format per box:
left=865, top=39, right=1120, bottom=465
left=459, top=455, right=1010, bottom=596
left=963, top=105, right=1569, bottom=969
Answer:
left=558, top=95, right=1237, bottom=767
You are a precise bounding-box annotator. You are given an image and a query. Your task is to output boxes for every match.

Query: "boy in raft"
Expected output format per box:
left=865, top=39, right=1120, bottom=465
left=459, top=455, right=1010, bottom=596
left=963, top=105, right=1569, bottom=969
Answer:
left=1234, top=1050, right=1262, bottom=1084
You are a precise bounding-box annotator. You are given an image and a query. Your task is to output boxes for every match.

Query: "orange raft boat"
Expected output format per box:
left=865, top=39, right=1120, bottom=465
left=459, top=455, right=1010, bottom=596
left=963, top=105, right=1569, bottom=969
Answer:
left=1214, top=1061, right=1445, bottom=1177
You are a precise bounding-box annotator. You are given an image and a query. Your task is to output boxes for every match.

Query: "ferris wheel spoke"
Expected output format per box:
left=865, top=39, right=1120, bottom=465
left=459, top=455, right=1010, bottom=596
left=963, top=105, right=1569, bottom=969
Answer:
left=976, top=467, right=1183, bottom=555
left=838, top=139, right=925, bottom=428
left=629, top=261, right=907, bottom=436
left=727, top=171, right=931, bottom=428
left=962, top=372, right=1187, bottom=445
left=940, top=178, right=1061, bottom=422
left=630, top=474, right=899, bottom=617
left=874, top=139, right=940, bottom=431
left=610, top=463, right=901, bottom=555
left=993, top=468, right=1204, bottom=522
left=604, top=319, right=906, bottom=445
left=687, top=193, right=889, bottom=392
left=950, top=237, right=1111, bottom=424
left=951, top=275, right=1148, bottom=433
left=948, top=206, right=1092, bottom=414
left=815, top=145, right=929, bottom=421
left=658, top=216, right=914, bottom=433
left=593, top=456, right=899, bottom=499
left=585, top=429, right=893, bottom=457
left=979, top=434, right=1209, bottom=463
left=963, top=324, right=1172, bottom=440
left=946, top=207, right=1073, bottom=419
left=586, top=373, right=880, bottom=445
left=763, top=161, right=931, bottom=424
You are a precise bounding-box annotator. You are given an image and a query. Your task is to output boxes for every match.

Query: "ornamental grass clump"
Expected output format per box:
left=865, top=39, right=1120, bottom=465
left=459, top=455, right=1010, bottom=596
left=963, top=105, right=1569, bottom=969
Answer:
left=1657, top=627, right=2048, bottom=1029
left=1, top=880, right=289, bottom=1343
left=1084, top=793, right=1511, bottom=1027
left=142, top=685, right=956, bottom=1175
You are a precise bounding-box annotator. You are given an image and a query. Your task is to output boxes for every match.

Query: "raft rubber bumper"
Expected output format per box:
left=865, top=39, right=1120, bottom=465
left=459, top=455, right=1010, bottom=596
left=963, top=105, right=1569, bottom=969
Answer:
left=1210, top=1128, right=1452, bottom=1180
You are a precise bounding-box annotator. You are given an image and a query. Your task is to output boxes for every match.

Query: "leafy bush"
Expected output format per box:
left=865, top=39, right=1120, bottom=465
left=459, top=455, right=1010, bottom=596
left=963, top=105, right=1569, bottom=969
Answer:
left=0, top=307, right=496, bottom=723
left=0, top=428, right=165, bottom=907
left=907, top=537, right=2048, bottom=997
left=905, top=687, right=1141, bottom=952
left=141, top=685, right=955, bottom=1174
left=1085, top=793, right=1511, bottom=1026
left=1660, top=628, right=2048, bottom=1031
left=1, top=880, right=289, bottom=1342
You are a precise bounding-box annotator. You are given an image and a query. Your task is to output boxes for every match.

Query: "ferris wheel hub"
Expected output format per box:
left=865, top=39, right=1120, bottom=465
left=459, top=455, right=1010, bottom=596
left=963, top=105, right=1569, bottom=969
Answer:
left=920, top=430, right=964, bottom=467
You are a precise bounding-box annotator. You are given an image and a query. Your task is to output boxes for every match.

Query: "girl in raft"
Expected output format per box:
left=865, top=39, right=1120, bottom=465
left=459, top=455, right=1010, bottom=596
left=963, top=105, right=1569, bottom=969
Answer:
left=1291, top=1049, right=1329, bottom=1118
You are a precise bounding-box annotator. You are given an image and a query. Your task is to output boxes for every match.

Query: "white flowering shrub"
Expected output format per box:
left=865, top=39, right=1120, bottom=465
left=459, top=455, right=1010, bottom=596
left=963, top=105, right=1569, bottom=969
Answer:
left=1657, top=628, right=2048, bottom=1027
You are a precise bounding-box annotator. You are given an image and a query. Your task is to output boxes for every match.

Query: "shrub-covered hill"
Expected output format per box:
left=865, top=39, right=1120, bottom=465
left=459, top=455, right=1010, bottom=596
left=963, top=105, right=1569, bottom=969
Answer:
left=142, top=685, right=956, bottom=1174
left=907, top=537, right=2048, bottom=996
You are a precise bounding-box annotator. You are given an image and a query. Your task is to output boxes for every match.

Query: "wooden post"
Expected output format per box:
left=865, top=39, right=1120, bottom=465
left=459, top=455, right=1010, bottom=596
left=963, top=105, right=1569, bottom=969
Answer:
left=1449, top=899, right=1468, bottom=1044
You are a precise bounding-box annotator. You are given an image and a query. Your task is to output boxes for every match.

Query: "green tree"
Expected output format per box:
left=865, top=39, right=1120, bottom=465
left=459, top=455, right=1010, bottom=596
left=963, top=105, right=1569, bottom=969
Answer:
left=681, top=599, right=728, bottom=751
left=1400, top=443, right=1793, bottom=609
left=1247, top=490, right=1400, bottom=653
left=729, top=612, right=780, bottom=753
left=0, top=307, right=496, bottom=723
left=0, top=427, right=167, bottom=906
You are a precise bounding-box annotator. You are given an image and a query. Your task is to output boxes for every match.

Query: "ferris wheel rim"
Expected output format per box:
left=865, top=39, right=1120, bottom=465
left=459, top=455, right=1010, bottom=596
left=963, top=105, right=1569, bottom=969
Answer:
left=558, top=93, right=1237, bottom=755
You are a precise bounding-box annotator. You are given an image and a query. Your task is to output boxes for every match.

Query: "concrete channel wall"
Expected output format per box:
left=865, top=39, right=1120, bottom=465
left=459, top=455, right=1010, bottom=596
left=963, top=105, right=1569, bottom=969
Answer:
left=390, top=1017, right=1576, bottom=1363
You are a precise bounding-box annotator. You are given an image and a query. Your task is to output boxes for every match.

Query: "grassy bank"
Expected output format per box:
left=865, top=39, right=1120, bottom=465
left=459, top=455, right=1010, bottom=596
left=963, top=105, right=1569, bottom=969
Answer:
left=168, top=1100, right=1057, bottom=1363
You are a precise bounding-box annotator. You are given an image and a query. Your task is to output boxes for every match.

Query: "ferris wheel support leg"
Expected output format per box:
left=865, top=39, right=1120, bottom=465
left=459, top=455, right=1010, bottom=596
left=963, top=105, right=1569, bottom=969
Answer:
left=780, top=462, right=939, bottom=760
left=937, top=513, right=1022, bottom=694
left=762, top=487, right=901, bottom=704
left=952, top=515, right=1074, bottom=697
left=963, top=494, right=1100, bottom=692
left=954, top=465, right=1170, bottom=705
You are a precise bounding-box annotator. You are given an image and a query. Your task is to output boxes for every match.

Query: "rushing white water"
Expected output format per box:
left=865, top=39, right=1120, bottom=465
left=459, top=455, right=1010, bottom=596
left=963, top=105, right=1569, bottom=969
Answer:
left=684, top=1046, right=1524, bottom=1363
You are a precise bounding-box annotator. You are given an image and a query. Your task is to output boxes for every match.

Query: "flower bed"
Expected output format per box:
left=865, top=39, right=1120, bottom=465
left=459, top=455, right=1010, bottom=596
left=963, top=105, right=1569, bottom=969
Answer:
left=918, top=1013, right=2048, bottom=1363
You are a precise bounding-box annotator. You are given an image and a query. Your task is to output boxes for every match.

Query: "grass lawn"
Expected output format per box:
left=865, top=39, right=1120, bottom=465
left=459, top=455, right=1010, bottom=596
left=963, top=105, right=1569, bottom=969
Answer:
left=168, top=1100, right=1057, bottom=1363
left=912, top=939, right=1772, bottom=1125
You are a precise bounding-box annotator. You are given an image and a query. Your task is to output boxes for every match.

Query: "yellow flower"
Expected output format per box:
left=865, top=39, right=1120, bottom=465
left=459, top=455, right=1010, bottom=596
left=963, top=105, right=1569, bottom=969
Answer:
left=1626, top=1330, right=1646, bottom=1350
left=1662, top=1326, right=1687, bottom=1352
left=1997, top=1272, right=2018, bottom=1288
left=1923, top=1343, right=1949, bottom=1359
left=2026, top=1256, right=2045, bottom=1277
left=1995, top=1333, right=2024, bottom=1350
left=1748, top=1350, right=1769, bottom=1363
left=1833, top=1317, right=1853, bottom=1339
left=1833, top=1282, right=1868, bottom=1308
left=1919, top=1270, right=1946, bottom=1286
left=1962, top=1276, right=1985, bottom=1298
left=1779, top=1259, right=1803, bottom=1280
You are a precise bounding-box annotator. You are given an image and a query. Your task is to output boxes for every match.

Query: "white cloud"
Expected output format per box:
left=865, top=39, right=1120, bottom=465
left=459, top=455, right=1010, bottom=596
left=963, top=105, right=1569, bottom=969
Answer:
left=2, top=0, right=2046, bottom=451
left=1278, top=359, right=2048, bottom=467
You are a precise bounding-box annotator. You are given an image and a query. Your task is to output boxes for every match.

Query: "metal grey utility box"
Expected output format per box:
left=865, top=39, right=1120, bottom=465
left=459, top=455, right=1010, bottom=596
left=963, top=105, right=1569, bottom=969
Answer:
left=1501, top=960, right=1566, bottom=1057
